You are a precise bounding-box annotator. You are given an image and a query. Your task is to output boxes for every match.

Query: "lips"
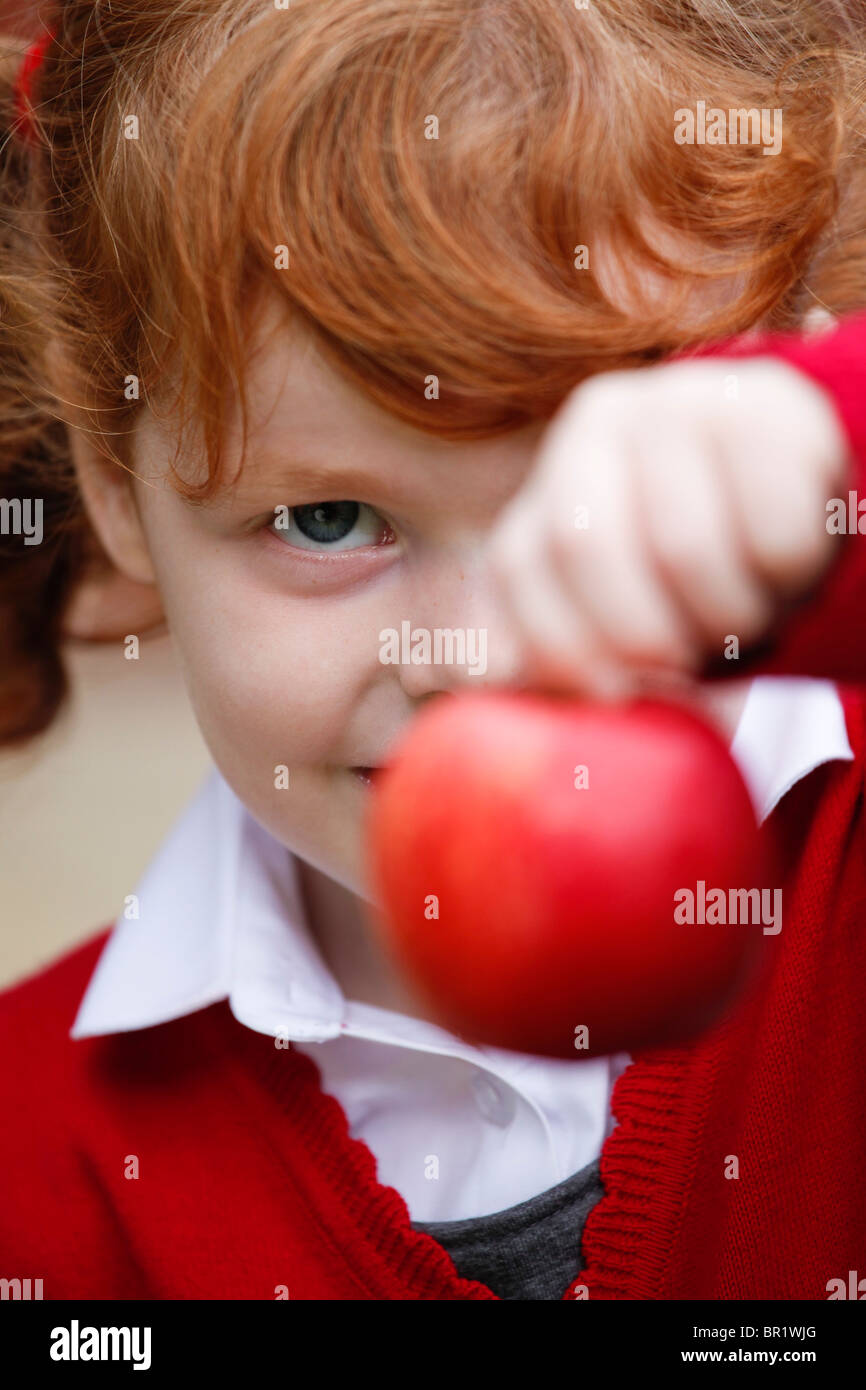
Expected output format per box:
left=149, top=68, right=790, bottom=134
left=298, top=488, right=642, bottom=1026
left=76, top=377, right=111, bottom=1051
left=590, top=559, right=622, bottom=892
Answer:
left=351, top=766, right=380, bottom=786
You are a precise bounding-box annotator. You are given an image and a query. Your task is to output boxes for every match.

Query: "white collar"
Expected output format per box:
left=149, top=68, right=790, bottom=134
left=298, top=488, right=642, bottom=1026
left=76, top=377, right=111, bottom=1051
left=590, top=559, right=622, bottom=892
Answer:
left=70, top=677, right=853, bottom=1043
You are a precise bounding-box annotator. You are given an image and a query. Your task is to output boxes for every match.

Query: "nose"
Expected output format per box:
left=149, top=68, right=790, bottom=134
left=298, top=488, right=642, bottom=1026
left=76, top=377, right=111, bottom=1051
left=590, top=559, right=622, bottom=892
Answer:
left=390, top=541, right=524, bottom=700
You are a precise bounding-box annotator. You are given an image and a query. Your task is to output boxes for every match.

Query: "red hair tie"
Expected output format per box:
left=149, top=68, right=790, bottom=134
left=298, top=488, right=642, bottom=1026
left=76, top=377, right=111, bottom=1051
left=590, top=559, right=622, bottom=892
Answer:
left=12, top=27, right=56, bottom=147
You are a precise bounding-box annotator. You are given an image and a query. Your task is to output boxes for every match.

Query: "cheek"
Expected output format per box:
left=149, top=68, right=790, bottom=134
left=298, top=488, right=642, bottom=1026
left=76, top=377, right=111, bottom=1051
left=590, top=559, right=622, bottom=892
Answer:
left=145, top=527, right=373, bottom=770
left=180, top=598, right=368, bottom=772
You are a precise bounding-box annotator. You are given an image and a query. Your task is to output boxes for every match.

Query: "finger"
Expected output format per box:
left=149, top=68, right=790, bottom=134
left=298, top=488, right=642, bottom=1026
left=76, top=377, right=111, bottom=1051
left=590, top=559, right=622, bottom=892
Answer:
left=721, top=427, right=838, bottom=597
left=543, top=440, right=701, bottom=674
left=635, top=437, right=773, bottom=654
left=487, top=524, right=635, bottom=699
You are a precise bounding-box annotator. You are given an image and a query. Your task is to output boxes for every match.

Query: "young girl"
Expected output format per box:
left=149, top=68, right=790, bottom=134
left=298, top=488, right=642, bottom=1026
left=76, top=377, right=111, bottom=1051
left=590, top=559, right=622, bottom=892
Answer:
left=2, top=0, right=866, bottom=1301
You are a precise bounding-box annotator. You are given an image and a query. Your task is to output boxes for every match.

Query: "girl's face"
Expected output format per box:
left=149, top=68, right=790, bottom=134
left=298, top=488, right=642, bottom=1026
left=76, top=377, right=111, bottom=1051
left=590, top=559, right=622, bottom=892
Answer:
left=131, top=292, right=545, bottom=901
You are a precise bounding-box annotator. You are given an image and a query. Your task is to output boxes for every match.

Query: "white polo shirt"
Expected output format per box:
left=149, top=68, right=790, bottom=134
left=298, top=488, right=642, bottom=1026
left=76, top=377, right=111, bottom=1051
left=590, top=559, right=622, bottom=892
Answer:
left=70, top=677, right=853, bottom=1222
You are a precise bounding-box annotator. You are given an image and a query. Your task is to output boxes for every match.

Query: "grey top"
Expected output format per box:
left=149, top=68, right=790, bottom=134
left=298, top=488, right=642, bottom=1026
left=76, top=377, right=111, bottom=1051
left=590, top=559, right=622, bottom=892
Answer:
left=411, top=1157, right=604, bottom=1299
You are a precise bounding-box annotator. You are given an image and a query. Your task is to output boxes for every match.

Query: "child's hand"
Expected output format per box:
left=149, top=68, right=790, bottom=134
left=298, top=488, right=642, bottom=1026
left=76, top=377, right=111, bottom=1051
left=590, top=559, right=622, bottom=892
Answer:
left=486, top=358, right=850, bottom=698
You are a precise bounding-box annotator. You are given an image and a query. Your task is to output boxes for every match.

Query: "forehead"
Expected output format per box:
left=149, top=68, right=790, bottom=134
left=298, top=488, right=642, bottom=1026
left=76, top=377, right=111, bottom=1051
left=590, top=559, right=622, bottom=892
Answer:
left=241, top=293, right=419, bottom=459
left=134, top=288, right=545, bottom=509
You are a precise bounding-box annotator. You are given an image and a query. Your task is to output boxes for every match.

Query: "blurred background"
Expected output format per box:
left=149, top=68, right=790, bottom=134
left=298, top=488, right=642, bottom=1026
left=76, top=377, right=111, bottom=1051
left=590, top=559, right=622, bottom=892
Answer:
left=0, top=637, right=210, bottom=989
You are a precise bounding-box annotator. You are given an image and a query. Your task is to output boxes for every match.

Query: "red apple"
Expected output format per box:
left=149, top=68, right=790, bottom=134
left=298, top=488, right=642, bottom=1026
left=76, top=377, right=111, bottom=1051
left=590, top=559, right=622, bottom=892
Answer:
left=366, top=691, right=772, bottom=1059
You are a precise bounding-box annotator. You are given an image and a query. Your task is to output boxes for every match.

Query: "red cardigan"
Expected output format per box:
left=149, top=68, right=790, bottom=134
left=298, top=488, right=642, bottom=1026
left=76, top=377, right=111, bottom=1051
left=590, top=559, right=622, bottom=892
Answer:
left=3, top=315, right=866, bottom=1300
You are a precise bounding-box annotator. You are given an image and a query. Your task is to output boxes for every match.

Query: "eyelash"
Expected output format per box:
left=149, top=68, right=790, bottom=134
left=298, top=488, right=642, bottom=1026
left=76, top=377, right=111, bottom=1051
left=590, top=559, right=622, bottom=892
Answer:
left=266, top=501, right=395, bottom=553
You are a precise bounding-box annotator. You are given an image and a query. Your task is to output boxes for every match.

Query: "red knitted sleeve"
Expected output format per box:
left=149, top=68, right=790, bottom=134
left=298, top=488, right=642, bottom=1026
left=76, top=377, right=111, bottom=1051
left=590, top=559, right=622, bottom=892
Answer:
left=696, top=312, right=866, bottom=684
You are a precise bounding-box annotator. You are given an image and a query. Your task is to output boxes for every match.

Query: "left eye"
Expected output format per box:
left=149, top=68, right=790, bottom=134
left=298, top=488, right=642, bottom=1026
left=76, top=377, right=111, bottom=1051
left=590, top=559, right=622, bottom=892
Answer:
left=270, top=501, right=387, bottom=552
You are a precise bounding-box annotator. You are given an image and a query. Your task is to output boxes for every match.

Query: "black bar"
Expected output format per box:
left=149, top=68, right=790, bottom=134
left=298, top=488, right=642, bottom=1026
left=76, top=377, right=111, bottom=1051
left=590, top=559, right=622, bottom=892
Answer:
left=0, top=1298, right=858, bottom=1374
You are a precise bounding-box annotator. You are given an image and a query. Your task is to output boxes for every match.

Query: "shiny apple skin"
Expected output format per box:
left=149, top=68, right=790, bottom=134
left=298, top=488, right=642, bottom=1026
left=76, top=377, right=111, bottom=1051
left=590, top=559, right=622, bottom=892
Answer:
left=367, top=692, right=771, bottom=1059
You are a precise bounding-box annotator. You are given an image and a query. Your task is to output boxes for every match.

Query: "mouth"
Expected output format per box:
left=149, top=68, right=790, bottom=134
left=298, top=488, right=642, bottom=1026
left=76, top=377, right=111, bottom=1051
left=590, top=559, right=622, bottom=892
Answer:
left=350, top=766, right=383, bottom=787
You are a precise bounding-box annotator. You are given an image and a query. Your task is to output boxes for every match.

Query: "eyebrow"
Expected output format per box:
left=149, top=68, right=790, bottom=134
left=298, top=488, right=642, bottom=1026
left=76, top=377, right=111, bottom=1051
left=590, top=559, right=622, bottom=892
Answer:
left=240, top=452, right=390, bottom=502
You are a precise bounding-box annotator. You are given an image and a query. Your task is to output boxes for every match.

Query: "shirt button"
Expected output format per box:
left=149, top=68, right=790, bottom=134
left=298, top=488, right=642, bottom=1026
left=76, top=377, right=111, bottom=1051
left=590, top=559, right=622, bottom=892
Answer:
left=470, top=1071, right=516, bottom=1126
